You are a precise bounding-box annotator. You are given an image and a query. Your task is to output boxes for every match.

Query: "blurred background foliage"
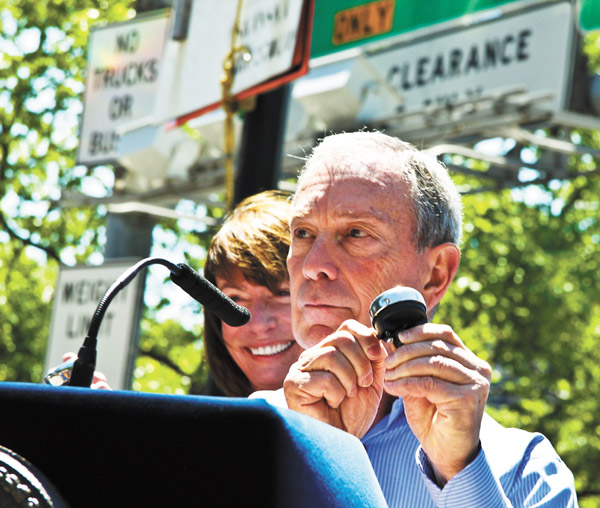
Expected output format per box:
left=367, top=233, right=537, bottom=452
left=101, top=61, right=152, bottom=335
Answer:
left=0, top=0, right=598, bottom=504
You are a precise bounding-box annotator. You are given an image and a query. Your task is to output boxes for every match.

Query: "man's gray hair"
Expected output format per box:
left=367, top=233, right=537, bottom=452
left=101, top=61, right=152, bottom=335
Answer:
left=297, top=131, right=463, bottom=252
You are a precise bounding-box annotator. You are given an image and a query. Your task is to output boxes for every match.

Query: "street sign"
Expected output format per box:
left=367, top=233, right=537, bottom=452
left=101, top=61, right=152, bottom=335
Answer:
left=311, top=0, right=536, bottom=58
left=367, top=1, right=574, bottom=113
left=45, top=261, right=144, bottom=390
left=77, top=10, right=171, bottom=165
left=154, top=0, right=314, bottom=126
left=294, top=1, right=575, bottom=125
left=580, top=0, right=600, bottom=31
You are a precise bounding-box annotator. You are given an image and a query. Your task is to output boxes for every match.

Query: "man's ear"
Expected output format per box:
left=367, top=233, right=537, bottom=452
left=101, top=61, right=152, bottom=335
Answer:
left=421, top=243, right=460, bottom=310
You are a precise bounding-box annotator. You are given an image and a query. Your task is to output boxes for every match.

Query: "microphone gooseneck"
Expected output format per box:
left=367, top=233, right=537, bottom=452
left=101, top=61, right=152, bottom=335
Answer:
left=68, top=257, right=250, bottom=387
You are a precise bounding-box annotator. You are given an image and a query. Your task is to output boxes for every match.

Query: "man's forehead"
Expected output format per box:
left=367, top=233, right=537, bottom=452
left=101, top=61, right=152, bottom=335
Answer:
left=291, top=205, right=393, bottom=227
left=291, top=169, right=405, bottom=224
left=300, top=154, right=404, bottom=187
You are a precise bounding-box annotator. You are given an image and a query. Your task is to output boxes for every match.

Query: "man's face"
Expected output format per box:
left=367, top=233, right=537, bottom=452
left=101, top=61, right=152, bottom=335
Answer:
left=287, top=161, right=431, bottom=349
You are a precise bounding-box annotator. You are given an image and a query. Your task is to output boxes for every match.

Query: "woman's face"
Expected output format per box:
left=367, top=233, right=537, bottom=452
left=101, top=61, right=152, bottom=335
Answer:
left=217, top=267, right=303, bottom=392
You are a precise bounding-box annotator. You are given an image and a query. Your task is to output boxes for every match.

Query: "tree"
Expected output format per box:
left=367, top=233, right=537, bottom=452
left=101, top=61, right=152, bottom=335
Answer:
left=0, top=0, right=134, bottom=380
left=0, top=0, right=218, bottom=394
left=436, top=177, right=600, bottom=503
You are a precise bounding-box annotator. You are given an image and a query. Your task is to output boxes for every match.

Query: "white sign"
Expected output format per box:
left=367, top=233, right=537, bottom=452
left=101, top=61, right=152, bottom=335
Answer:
left=45, top=262, right=144, bottom=390
left=77, top=11, right=171, bottom=164
left=155, top=0, right=306, bottom=122
left=365, top=1, right=574, bottom=115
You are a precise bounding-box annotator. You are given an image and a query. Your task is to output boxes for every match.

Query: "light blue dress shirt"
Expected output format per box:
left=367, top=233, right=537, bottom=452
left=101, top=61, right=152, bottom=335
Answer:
left=362, top=397, right=579, bottom=508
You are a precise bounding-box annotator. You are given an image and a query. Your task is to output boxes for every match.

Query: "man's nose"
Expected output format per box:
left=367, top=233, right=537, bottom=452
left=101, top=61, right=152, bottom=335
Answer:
left=301, top=236, right=339, bottom=281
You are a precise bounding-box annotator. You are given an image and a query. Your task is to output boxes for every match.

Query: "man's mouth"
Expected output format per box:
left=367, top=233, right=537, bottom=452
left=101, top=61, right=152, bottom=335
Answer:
left=249, top=341, right=295, bottom=356
left=303, top=302, right=349, bottom=312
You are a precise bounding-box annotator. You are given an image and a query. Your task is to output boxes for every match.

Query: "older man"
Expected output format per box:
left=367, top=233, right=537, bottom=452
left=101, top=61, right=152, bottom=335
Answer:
left=255, top=131, right=577, bottom=507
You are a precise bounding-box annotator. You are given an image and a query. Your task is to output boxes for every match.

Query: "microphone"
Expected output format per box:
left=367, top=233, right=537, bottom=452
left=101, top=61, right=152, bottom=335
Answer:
left=169, top=263, right=250, bottom=327
left=369, top=287, right=428, bottom=348
left=48, top=257, right=250, bottom=388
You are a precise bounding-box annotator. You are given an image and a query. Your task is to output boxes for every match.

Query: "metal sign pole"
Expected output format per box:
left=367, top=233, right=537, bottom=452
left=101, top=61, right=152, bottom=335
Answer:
left=234, top=85, right=291, bottom=205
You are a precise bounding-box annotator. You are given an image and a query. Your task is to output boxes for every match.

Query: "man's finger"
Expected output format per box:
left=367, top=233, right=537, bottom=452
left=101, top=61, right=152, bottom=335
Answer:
left=396, top=323, right=465, bottom=348
left=385, top=340, right=489, bottom=376
left=285, top=369, right=348, bottom=409
left=296, top=345, right=360, bottom=397
left=384, top=354, right=490, bottom=386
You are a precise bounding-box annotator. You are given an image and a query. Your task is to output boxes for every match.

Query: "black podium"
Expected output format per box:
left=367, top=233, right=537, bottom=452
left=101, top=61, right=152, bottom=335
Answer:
left=0, top=383, right=388, bottom=507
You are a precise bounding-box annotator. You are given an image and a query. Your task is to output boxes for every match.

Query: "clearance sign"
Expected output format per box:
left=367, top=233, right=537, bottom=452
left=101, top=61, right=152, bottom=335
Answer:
left=362, top=1, right=574, bottom=114
left=311, top=0, right=528, bottom=58
left=296, top=1, right=575, bottom=123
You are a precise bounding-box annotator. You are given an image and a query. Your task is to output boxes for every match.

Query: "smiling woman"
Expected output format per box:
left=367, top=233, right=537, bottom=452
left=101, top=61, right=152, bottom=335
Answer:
left=202, top=190, right=303, bottom=397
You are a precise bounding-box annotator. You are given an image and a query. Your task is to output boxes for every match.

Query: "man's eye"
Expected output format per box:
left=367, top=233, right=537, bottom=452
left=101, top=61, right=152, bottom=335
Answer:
left=349, top=228, right=366, bottom=238
left=294, top=228, right=311, bottom=239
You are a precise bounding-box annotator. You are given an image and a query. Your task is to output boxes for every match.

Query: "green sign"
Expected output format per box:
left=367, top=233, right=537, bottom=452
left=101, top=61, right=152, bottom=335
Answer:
left=580, top=0, right=600, bottom=30
left=310, top=0, right=528, bottom=58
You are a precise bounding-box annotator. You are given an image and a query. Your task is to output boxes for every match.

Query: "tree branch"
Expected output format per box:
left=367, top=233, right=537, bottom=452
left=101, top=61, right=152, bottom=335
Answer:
left=577, top=490, right=600, bottom=499
left=0, top=138, right=9, bottom=182
left=138, top=347, right=189, bottom=377
left=559, top=171, right=599, bottom=217
left=0, top=211, right=64, bottom=264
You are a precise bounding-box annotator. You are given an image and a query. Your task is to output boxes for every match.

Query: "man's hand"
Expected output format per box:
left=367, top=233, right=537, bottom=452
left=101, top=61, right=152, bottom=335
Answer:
left=383, top=323, right=491, bottom=485
left=283, top=320, right=386, bottom=438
